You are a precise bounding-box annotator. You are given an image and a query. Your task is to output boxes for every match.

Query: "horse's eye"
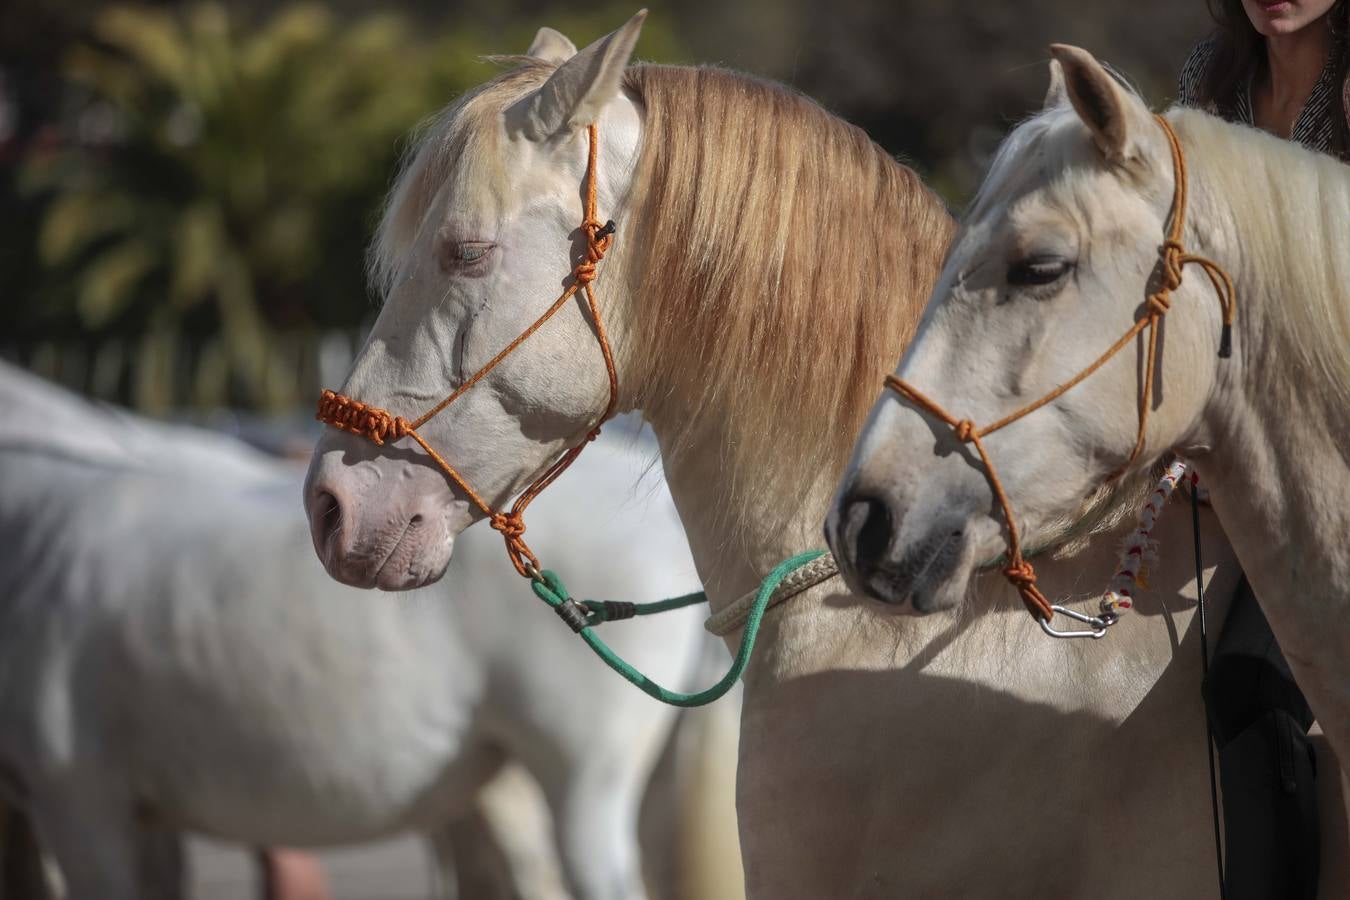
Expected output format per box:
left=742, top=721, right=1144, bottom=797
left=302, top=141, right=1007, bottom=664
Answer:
left=455, top=243, right=491, bottom=263
left=1007, top=257, right=1072, bottom=287
left=439, top=240, right=495, bottom=275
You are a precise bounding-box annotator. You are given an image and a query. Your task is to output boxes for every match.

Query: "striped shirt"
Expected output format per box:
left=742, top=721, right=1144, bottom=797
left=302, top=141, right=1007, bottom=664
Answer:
left=1178, top=36, right=1346, bottom=158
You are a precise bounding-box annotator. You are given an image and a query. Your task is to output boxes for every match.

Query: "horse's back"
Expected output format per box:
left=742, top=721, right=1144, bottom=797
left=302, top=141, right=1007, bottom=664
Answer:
left=0, top=359, right=284, bottom=483
left=0, top=371, right=709, bottom=850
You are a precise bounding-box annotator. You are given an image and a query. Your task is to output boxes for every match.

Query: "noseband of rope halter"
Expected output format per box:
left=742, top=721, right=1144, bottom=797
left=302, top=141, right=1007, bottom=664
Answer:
left=316, top=123, right=619, bottom=578
left=884, top=114, right=1236, bottom=624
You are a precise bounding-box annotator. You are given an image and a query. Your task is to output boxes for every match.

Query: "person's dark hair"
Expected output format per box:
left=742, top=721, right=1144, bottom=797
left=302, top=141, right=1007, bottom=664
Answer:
left=1198, top=0, right=1350, bottom=156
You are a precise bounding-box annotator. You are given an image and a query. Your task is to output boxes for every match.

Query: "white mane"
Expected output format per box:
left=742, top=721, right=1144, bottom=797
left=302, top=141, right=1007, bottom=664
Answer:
left=1169, top=106, right=1350, bottom=407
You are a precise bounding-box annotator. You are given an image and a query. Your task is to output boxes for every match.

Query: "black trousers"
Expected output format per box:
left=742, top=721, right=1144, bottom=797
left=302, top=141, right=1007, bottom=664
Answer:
left=1202, top=575, right=1320, bottom=900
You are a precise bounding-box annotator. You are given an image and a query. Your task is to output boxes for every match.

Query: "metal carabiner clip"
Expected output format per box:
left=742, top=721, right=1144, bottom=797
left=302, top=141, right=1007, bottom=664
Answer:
left=1038, top=605, right=1117, bottom=640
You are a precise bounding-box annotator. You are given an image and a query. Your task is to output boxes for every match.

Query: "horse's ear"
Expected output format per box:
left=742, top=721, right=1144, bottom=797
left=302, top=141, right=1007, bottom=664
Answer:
left=526, top=27, right=577, bottom=65
left=508, top=10, right=646, bottom=141
left=1049, top=44, right=1151, bottom=162
left=1044, top=59, right=1069, bottom=110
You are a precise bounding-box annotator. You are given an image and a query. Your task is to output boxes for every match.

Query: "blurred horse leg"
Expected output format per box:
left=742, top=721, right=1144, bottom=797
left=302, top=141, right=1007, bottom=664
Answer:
left=668, top=699, right=743, bottom=900
left=26, top=782, right=139, bottom=900
left=426, top=761, right=568, bottom=900
left=258, top=849, right=332, bottom=900
left=428, top=808, right=518, bottom=900
left=134, top=815, right=185, bottom=900
left=472, top=761, right=568, bottom=900
left=540, top=753, right=649, bottom=900
left=7, top=792, right=196, bottom=900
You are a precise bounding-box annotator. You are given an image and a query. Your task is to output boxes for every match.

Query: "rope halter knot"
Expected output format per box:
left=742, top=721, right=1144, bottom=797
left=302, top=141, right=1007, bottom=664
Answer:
left=489, top=511, right=526, bottom=540
left=316, top=390, right=411, bottom=446
left=882, top=114, right=1237, bottom=634
left=1159, top=239, right=1187, bottom=291
left=1002, top=558, right=1054, bottom=623
left=314, top=123, right=619, bottom=581
left=1144, top=239, right=1189, bottom=318
left=575, top=218, right=616, bottom=285
left=1002, top=559, right=1036, bottom=589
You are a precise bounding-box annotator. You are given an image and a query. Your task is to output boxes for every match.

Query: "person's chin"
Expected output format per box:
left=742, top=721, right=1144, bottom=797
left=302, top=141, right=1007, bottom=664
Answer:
left=1250, top=4, right=1304, bottom=35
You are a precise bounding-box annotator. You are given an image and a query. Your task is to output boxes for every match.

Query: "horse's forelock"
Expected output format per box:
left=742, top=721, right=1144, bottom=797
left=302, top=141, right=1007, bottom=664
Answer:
left=369, top=61, right=556, bottom=301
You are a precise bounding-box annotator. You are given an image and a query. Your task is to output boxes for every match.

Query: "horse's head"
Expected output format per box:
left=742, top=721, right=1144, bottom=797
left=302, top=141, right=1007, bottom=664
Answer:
left=828, top=45, right=1225, bottom=613
left=305, top=13, right=647, bottom=590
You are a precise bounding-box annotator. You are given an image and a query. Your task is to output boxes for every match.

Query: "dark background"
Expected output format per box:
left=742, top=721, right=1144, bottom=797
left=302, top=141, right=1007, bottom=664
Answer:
left=0, top=1, right=1216, bottom=413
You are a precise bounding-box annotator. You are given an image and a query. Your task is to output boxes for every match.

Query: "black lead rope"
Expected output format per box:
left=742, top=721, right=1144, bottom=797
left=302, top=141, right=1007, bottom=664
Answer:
left=1191, top=476, right=1227, bottom=900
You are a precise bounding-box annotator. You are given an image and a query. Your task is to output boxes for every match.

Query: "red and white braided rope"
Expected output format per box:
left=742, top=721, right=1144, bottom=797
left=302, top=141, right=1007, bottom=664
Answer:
left=1099, top=458, right=1191, bottom=617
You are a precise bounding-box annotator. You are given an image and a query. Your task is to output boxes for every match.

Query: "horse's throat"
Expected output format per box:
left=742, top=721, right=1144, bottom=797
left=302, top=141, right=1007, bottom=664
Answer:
left=646, top=412, right=833, bottom=614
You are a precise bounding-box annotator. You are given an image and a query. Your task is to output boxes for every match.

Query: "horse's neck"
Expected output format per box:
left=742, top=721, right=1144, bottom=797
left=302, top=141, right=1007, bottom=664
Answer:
left=653, top=390, right=1226, bottom=694
left=649, top=415, right=835, bottom=612
left=1199, top=361, right=1350, bottom=645
left=644, top=335, right=1218, bottom=687
left=1192, top=175, right=1350, bottom=664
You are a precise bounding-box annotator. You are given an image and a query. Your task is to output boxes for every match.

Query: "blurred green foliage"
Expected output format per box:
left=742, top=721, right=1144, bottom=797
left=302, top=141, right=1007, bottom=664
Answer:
left=11, top=2, right=682, bottom=410
left=2, top=0, right=1213, bottom=411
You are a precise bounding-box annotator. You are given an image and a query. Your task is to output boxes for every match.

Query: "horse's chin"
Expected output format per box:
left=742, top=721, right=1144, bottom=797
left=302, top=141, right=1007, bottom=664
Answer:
left=318, top=527, right=456, bottom=592
left=839, top=522, right=984, bottom=615
left=871, top=566, right=974, bottom=616
left=373, top=536, right=455, bottom=592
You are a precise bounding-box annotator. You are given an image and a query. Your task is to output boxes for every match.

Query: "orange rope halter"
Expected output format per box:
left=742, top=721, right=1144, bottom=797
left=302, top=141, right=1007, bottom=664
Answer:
left=884, top=114, right=1236, bottom=623
left=316, top=124, right=619, bottom=578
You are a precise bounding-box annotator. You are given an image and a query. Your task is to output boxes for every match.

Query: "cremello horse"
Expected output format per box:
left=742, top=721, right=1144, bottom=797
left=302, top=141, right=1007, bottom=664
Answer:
left=831, top=43, right=1350, bottom=820
left=0, top=359, right=727, bottom=900
left=305, top=15, right=1347, bottom=897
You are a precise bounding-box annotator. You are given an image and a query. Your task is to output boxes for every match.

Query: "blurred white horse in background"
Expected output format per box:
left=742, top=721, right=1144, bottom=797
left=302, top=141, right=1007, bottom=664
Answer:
left=0, top=360, right=736, bottom=900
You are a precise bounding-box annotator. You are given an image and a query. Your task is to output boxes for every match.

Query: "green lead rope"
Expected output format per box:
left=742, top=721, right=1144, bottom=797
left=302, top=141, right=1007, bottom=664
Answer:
left=529, top=549, right=828, bottom=708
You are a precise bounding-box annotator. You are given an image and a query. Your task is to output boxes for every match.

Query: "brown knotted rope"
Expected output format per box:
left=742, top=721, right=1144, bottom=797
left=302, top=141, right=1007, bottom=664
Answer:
left=316, top=124, right=619, bottom=578
left=885, top=114, right=1236, bottom=623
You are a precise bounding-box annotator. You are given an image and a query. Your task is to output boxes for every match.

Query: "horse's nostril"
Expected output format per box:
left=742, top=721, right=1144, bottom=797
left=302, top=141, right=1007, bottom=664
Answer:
left=837, top=493, right=891, bottom=569
left=314, top=490, right=342, bottom=548
left=853, top=495, right=895, bottom=567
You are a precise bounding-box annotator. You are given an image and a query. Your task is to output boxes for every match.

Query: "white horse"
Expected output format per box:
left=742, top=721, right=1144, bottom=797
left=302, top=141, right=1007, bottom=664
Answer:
left=830, top=43, right=1350, bottom=815
left=0, top=358, right=732, bottom=900
left=304, top=15, right=1347, bottom=897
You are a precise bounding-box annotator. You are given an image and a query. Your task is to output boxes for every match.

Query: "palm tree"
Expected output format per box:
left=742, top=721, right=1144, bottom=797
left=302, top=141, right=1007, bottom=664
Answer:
left=23, top=3, right=487, bottom=410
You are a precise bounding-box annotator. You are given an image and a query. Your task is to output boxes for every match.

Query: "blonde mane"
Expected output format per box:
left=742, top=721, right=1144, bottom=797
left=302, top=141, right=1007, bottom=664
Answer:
left=620, top=65, right=955, bottom=528
left=371, top=60, right=956, bottom=532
